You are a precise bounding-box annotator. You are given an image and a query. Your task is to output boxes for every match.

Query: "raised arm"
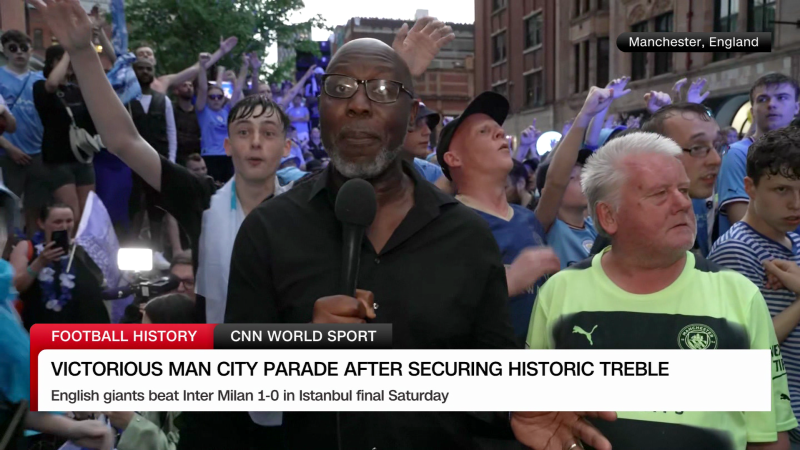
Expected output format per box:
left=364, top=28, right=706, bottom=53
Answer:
left=230, top=53, right=248, bottom=104
left=155, top=36, right=238, bottom=93
left=249, top=52, right=262, bottom=96
left=392, top=16, right=455, bottom=77
left=30, top=0, right=163, bottom=190
left=93, top=23, right=116, bottom=64
left=584, top=76, right=630, bottom=148
left=535, top=86, right=614, bottom=231
left=278, top=65, right=317, bottom=109
left=44, top=52, right=71, bottom=93
left=195, top=53, right=211, bottom=112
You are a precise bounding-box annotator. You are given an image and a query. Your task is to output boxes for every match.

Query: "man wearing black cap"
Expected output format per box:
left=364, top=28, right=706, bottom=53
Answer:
left=438, top=86, right=615, bottom=341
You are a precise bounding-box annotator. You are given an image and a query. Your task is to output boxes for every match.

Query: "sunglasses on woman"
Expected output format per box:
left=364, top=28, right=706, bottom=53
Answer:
left=6, top=43, right=29, bottom=53
left=208, top=94, right=224, bottom=100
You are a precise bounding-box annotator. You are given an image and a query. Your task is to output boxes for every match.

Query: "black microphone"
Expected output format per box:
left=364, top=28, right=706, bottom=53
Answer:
left=334, top=178, right=377, bottom=296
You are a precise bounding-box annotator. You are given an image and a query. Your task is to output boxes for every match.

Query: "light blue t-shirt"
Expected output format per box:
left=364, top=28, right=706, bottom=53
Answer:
left=708, top=222, right=800, bottom=434
left=546, top=217, right=597, bottom=269
left=413, top=158, right=443, bottom=184
left=286, top=105, right=310, bottom=136
left=0, top=67, right=45, bottom=155
left=196, top=103, right=231, bottom=157
left=717, top=138, right=753, bottom=236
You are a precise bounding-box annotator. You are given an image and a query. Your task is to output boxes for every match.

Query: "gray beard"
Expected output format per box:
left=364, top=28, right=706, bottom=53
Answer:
left=329, top=145, right=400, bottom=179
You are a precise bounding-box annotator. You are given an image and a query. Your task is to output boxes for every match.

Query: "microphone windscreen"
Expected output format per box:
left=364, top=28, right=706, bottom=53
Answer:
left=335, top=178, right=377, bottom=228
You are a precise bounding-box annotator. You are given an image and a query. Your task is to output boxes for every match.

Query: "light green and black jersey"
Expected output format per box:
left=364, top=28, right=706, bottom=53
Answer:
left=526, top=249, right=797, bottom=450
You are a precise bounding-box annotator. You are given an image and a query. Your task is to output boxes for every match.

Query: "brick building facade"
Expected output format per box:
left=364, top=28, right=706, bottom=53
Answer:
left=475, top=0, right=800, bottom=138
left=332, top=17, right=475, bottom=119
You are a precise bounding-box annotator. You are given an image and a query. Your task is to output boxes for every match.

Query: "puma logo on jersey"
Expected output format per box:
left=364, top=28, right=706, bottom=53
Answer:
left=573, top=325, right=598, bottom=346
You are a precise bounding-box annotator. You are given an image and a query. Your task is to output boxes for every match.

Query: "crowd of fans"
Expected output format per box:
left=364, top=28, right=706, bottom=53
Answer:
left=3, top=0, right=800, bottom=449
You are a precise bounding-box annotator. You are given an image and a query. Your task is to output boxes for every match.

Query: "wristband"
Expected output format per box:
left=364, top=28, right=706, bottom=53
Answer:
left=27, top=266, right=39, bottom=278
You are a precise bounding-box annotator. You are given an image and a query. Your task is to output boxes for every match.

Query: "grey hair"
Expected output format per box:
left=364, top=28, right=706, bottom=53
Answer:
left=581, top=132, right=682, bottom=239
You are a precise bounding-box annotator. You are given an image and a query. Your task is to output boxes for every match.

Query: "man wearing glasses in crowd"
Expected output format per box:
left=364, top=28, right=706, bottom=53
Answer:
left=592, top=102, right=723, bottom=257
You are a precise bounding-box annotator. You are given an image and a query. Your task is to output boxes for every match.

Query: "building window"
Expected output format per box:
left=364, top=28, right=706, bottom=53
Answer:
left=525, top=71, right=544, bottom=108
left=574, top=0, right=581, bottom=18
left=582, top=40, right=590, bottom=91
left=630, top=21, right=647, bottom=81
left=714, top=0, right=739, bottom=61
left=524, top=13, right=543, bottom=49
left=33, top=29, right=44, bottom=50
left=748, top=0, right=776, bottom=33
left=492, top=82, right=508, bottom=98
left=598, top=0, right=609, bottom=10
left=574, top=44, right=580, bottom=93
left=492, top=32, right=507, bottom=63
left=597, top=38, right=609, bottom=88
left=654, top=12, right=673, bottom=75
left=492, top=0, right=507, bottom=12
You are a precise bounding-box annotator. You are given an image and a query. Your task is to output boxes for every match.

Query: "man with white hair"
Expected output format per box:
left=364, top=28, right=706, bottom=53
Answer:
left=527, top=132, right=796, bottom=449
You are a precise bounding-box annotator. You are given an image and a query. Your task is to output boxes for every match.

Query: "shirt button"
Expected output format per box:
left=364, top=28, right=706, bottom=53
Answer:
left=374, top=258, right=380, bottom=264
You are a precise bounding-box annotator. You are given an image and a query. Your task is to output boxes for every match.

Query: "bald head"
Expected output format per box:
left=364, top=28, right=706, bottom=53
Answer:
left=319, top=38, right=418, bottom=180
left=328, top=38, right=413, bottom=88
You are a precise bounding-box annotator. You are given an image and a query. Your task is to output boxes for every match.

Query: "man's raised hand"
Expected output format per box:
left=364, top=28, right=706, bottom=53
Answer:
left=579, top=86, right=615, bottom=118
left=686, top=78, right=710, bottom=104
left=606, top=76, right=631, bottom=99
left=644, top=91, right=672, bottom=114
left=392, top=17, right=455, bottom=77
left=198, top=52, right=211, bottom=70
left=28, top=0, right=93, bottom=53
left=219, top=36, right=238, bottom=54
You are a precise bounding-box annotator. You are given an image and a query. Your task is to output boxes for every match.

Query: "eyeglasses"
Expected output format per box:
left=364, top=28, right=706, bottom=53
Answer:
left=6, top=43, right=29, bottom=53
left=178, top=278, right=195, bottom=289
left=208, top=94, right=224, bottom=100
left=322, top=74, right=413, bottom=104
left=680, top=142, right=727, bottom=159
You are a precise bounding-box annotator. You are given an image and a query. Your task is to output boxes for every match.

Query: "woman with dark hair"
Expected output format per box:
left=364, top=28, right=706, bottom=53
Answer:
left=142, top=293, right=195, bottom=324
left=32, top=44, right=97, bottom=231
left=9, top=201, right=107, bottom=329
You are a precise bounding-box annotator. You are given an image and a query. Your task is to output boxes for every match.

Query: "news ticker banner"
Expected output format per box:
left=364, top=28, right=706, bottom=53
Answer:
left=31, top=324, right=770, bottom=413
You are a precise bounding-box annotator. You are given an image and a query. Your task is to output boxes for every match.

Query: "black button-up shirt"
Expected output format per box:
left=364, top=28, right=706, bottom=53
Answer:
left=226, top=160, right=517, bottom=449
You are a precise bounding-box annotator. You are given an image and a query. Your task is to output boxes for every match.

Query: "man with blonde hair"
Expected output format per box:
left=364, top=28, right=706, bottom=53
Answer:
left=527, top=132, right=796, bottom=450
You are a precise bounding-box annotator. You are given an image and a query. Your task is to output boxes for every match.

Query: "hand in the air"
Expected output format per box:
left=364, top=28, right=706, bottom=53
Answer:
left=392, top=17, right=455, bottom=77
left=219, top=36, right=238, bottom=54
left=606, top=76, right=631, bottom=99
left=198, top=52, right=212, bottom=69
left=644, top=91, right=672, bottom=114
left=579, top=87, right=616, bottom=118
left=28, top=0, right=94, bottom=53
left=686, top=78, right=710, bottom=104
left=672, top=77, right=688, bottom=101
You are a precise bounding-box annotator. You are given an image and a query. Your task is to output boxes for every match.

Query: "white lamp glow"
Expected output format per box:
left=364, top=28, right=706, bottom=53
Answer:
left=537, top=131, right=562, bottom=156
left=118, top=248, right=153, bottom=272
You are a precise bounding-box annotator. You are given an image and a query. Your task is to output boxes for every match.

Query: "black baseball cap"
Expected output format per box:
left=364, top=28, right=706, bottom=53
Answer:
left=415, top=101, right=441, bottom=130
left=535, top=149, right=594, bottom=194
left=436, top=92, right=510, bottom=180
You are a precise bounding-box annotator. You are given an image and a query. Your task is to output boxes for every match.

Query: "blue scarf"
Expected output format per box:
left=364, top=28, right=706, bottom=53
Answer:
left=31, top=231, right=76, bottom=312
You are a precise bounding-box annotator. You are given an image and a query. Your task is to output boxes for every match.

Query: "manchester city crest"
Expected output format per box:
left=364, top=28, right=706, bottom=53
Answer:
left=678, top=324, right=718, bottom=350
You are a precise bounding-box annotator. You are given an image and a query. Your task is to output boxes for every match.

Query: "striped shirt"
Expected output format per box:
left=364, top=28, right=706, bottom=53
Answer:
left=708, top=221, right=800, bottom=435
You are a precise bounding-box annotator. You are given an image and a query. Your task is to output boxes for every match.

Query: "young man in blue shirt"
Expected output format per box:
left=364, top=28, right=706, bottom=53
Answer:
left=0, top=30, right=50, bottom=236
left=709, top=126, right=800, bottom=446
left=438, top=86, right=615, bottom=341
left=718, top=73, right=800, bottom=236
